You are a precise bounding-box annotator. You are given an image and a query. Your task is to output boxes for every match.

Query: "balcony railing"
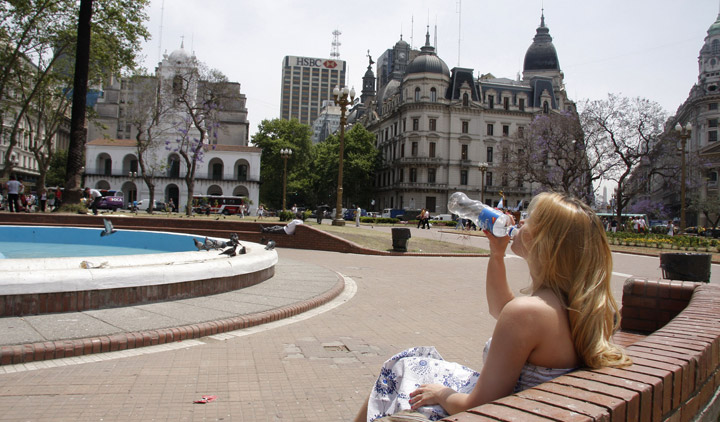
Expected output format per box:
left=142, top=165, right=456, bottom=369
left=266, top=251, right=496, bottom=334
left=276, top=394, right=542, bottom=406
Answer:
left=85, top=170, right=259, bottom=184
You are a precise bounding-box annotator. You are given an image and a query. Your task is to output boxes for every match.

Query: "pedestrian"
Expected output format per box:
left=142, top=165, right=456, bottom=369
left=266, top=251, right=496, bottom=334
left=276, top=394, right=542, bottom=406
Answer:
left=5, top=174, right=23, bottom=213
left=257, top=204, right=264, bottom=219
left=423, top=209, right=431, bottom=229
left=667, top=221, right=674, bottom=236
left=168, top=198, right=175, bottom=213
left=291, top=204, right=298, bottom=215
left=39, top=188, right=47, bottom=212
left=84, top=187, right=102, bottom=215
left=355, top=205, right=361, bottom=227
left=610, top=218, right=618, bottom=233
left=354, top=192, right=632, bottom=421
left=416, top=209, right=425, bottom=229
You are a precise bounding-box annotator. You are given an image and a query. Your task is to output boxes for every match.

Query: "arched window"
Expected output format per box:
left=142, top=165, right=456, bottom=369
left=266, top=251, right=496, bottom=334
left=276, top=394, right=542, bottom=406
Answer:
left=430, top=87, right=437, bottom=102
left=543, top=101, right=549, bottom=114
left=713, top=39, right=720, bottom=55
left=212, top=162, right=223, bottom=180
left=237, top=164, right=248, bottom=181
left=463, top=93, right=469, bottom=107
left=168, top=157, right=180, bottom=178
left=172, top=75, right=183, bottom=95
left=414, top=87, right=421, bottom=101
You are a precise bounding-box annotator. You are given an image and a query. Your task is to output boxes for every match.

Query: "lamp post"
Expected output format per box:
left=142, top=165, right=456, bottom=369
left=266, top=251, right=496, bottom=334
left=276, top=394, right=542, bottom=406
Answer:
left=478, top=162, right=488, bottom=204
left=675, top=122, right=692, bottom=231
left=280, top=148, right=293, bottom=211
left=332, top=85, right=355, bottom=226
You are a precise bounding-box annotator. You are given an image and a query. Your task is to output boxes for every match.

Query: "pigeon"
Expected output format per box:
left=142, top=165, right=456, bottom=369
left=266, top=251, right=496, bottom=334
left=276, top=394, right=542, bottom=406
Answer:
left=203, top=237, right=223, bottom=250
left=100, top=219, right=117, bottom=237
left=193, top=238, right=207, bottom=251
left=220, top=245, right=237, bottom=257
left=264, top=239, right=276, bottom=250
left=238, top=245, right=247, bottom=255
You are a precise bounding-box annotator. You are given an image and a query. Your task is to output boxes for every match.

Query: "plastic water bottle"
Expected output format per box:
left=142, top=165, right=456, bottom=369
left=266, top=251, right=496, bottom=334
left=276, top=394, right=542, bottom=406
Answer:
left=447, top=192, right=517, bottom=237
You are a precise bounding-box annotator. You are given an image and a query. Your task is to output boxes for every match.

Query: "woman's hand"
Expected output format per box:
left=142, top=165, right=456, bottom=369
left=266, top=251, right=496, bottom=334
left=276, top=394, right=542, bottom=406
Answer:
left=484, top=229, right=511, bottom=257
left=408, top=384, right=455, bottom=410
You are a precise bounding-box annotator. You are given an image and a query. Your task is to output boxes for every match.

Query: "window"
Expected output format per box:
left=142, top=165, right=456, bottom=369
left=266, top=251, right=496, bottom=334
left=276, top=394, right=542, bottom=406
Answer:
left=487, top=147, right=494, bottom=163
left=710, top=103, right=718, bottom=111
left=415, top=87, right=421, bottom=101
left=398, top=169, right=404, bottom=182
left=487, top=124, right=494, bottom=136
left=502, top=148, right=509, bottom=162
left=413, top=118, right=419, bottom=131
left=410, top=168, right=417, bottom=182
left=502, top=125, right=510, bottom=137
left=502, top=173, right=508, bottom=186
left=169, top=158, right=180, bottom=177
left=503, top=97, right=509, bottom=110
left=429, top=118, right=436, bottom=131
left=431, top=88, right=437, bottom=102
left=429, top=142, right=436, bottom=158
left=463, top=93, right=469, bottom=107
left=460, top=170, right=468, bottom=185
left=709, top=119, right=718, bottom=128
left=461, top=144, right=469, bottom=160
left=412, top=142, right=418, bottom=156
left=428, top=168, right=436, bottom=183
left=709, top=171, right=718, bottom=184
left=710, top=131, right=718, bottom=142
left=401, top=143, right=405, bottom=157
left=488, top=95, right=494, bottom=109
left=462, top=121, right=469, bottom=134
left=518, top=126, right=524, bottom=139
left=237, top=164, right=248, bottom=181
left=486, top=172, right=493, bottom=186
left=543, top=101, right=549, bottom=114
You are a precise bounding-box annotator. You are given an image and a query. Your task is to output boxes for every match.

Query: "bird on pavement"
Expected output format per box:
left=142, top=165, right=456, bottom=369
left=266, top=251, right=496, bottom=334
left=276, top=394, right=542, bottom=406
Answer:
left=264, top=239, right=276, bottom=250
left=193, top=238, right=207, bottom=251
left=100, top=219, right=117, bottom=237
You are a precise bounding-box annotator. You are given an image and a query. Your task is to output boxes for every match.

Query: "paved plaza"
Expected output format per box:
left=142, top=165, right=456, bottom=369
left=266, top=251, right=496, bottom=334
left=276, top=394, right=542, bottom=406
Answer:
left=0, top=228, right=718, bottom=421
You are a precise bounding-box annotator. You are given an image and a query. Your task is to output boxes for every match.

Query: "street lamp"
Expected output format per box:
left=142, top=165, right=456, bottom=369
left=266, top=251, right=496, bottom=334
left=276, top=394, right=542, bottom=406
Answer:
left=675, top=122, right=692, bottom=231
left=280, top=148, right=293, bottom=211
left=332, top=84, right=355, bottom=227
left=478, top=162, right=488, bottom=204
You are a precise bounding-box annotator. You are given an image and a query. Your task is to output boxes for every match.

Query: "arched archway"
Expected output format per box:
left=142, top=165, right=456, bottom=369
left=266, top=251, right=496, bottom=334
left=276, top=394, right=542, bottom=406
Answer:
left=234, top=159, right=250, bottom=181
left=208, top=158, right=224, bottom=180
left=233, top=186, right=249, bottom=197
left=165, top=184, right=179, bottom=212
left=206, top=185, right=223, bottom=195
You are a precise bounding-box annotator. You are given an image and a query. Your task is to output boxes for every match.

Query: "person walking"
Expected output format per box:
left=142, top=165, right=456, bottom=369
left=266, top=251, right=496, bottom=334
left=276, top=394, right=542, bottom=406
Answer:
left=39, top=188, right=47, bottom=212
left=84, top=187, right=102, bottom=215
left=417, top=209, right=426, bottom=229
left=5, top=175, right=23, bottom=213
left=355, top=205, right=361, bottom=227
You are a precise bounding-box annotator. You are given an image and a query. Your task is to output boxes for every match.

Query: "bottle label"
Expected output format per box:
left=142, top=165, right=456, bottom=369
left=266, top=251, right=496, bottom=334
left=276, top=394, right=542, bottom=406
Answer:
left=477, top=207, right=502, bottom=231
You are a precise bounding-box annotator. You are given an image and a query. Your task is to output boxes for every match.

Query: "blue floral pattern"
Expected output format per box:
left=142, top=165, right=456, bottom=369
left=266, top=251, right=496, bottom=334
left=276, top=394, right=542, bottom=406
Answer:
left=366, top=346, right=480, bottom=422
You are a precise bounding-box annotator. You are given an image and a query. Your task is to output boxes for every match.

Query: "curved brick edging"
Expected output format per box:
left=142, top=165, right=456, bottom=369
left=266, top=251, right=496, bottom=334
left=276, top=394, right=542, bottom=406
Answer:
left=0, top=275, right=345, bottom=366
left=439, top=280, right=720, bottom=422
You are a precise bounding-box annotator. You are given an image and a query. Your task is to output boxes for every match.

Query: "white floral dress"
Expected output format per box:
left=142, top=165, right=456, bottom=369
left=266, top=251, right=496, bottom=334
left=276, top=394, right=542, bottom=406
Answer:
left=366, top=342, right=576, bottom=422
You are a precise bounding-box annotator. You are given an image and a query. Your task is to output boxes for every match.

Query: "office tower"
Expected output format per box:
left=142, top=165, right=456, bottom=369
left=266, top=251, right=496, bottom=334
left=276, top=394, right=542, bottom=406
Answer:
left=280, top=55, right=346, bottom=126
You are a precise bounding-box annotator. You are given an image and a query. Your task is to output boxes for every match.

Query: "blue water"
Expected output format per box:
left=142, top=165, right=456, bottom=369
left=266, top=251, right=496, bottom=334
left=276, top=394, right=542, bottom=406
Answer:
left=0, top=226, right=200, bottom=259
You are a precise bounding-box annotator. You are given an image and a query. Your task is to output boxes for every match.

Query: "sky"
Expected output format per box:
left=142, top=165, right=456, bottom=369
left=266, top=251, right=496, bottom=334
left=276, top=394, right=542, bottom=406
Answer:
left=137, top=0, right=719, bottom=141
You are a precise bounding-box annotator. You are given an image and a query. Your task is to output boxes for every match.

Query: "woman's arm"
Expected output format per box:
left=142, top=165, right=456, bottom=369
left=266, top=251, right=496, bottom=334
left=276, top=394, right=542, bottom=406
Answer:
left=485, top=231, right=514, bottom=319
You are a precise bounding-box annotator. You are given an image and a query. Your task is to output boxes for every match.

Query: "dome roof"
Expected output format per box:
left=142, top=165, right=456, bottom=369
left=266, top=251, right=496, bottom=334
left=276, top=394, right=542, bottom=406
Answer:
left=406, top=31, right=450, bottom=77
left=168, top=41, right=190, bottom=64
left=523, top=14, right=560, bottom=71
left=708, top=13, right=720, bottom=36
left=380, top=79, right=400, bottom=104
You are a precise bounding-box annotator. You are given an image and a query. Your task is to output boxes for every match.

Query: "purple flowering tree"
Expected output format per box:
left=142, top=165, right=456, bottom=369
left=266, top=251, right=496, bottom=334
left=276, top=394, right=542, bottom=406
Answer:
left=509, top=110, right=604, bottom=203
left=164, top=63, right=230, bottom=215
left=580, top=94, right=667, bottom=224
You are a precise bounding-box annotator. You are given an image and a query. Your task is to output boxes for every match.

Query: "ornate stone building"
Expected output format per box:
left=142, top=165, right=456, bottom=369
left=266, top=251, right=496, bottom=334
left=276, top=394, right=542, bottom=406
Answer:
left=85, top=42, right=261, bottom=212
left=358, top=14, right=575, bottom=213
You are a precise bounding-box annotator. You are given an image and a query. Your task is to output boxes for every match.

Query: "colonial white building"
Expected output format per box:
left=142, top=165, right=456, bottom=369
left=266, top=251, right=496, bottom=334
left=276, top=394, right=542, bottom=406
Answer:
left=358, top=14, right=575, bottom=213
left=85, top=42, right=261, bottom=212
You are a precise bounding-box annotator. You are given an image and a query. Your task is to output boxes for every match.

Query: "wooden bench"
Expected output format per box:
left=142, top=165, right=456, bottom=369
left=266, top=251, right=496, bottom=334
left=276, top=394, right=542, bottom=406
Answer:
left=440, top=278, right=720, bottom=422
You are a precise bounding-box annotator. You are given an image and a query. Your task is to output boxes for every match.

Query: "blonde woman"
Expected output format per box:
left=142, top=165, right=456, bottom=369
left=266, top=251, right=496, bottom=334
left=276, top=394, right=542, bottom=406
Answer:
left=356, top=192, right=631, bottom=422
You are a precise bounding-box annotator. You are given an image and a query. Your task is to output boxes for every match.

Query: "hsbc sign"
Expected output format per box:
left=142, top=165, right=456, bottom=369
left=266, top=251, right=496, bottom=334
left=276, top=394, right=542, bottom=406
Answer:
left=287, top=56, right=345, bottom=70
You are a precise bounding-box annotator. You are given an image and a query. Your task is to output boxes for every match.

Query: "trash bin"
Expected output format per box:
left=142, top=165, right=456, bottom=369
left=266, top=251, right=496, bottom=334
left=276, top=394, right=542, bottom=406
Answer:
left=391, top=228, right=412, bottom=252
left=660, top=253, right=712, bottom=282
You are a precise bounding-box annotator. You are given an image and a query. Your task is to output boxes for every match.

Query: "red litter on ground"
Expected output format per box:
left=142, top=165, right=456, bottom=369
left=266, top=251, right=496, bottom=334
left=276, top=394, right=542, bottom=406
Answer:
left=194, top=395, right=218, bottom=404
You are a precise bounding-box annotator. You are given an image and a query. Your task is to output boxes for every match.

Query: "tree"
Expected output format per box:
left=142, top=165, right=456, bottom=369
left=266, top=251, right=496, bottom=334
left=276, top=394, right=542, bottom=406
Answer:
left=125, top=74, right=174, bottom=213
left=580, top=94, right=667, bottom=223
left=508, top=111, right=599, bottom=202
left=0, top=0, right=150, bottom=201
left=251, top=118, right=313, bottom=209
left=165, top=64, right=237, bottom=215
left=311, top=124, right=381, bottom=210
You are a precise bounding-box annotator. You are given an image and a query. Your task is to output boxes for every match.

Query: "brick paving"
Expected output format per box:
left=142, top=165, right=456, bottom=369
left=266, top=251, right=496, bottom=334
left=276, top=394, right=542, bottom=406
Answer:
left=0, top=230, right=717, bottom=421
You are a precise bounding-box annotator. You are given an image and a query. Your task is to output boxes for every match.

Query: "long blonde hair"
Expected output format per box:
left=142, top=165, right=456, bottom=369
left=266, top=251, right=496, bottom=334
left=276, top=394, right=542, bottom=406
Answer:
left=524, top=192, right=631, bottom=369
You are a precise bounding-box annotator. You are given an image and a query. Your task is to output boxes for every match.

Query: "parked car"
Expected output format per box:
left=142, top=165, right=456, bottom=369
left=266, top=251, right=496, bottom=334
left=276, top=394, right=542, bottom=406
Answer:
left=93, top=190, right=123, bottom=211
left=344, top=208, right=367, bottom=220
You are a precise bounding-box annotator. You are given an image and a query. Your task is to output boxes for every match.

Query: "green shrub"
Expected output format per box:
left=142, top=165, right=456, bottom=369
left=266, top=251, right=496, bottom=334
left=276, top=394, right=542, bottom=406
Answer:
left=278, top=210, right=294, bottom=221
